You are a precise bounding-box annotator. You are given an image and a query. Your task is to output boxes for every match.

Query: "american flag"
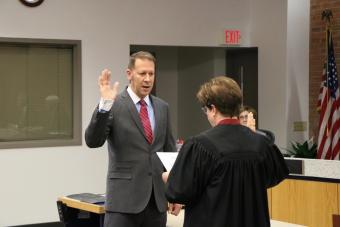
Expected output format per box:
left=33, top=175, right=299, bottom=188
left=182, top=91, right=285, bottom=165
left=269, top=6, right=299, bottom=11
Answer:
left=317, top=29, right=340, bottom=160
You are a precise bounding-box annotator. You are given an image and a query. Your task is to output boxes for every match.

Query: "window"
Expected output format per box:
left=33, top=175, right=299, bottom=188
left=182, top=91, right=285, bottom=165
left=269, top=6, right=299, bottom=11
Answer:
left=0, top=38, right=81, bottom=148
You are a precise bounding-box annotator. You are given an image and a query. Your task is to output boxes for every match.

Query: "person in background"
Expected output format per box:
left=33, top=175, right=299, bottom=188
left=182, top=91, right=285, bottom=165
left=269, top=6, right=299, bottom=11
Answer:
left=239, top=105, right=275, bottom=144
left=239, top=105, right=257, bottom=130
left=163, top=76, right=288, bottom=227
left=85, top=51, right=181, bottom=227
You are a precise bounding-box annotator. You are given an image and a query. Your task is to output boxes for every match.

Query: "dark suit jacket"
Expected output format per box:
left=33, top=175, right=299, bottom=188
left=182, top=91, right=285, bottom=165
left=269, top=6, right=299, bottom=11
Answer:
left=256, top=129, right=275, bottom=144
left=85, top=89, right=176, bottom=213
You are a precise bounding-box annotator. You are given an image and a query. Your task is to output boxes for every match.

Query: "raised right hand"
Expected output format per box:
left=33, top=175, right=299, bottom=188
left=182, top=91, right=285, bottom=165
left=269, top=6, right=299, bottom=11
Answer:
left=98, top=69, right=119, bottom=101
left=246, top=112, right=256, bottom=132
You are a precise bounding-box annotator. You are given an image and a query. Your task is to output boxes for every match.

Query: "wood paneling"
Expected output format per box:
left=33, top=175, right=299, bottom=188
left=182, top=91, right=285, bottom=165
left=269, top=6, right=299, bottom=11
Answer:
left=338, top=184, right=340, bottom=215
left=268, top=189, right=272, bottom=217
left=334, top=215, right=340, bottom=227
left=271, top=179, right=338, bottom=227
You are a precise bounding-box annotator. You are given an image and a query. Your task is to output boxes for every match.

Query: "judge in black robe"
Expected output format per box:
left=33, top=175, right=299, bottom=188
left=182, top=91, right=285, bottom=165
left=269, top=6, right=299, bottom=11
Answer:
left=164, top=76, right=289, bottom=227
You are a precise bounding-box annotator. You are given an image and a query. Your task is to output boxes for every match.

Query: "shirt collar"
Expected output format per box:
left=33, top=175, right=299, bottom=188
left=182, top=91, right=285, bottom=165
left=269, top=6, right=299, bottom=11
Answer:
left=217, top=118, right=240, bottom=126
left=127, top=86, right=151, bottom=106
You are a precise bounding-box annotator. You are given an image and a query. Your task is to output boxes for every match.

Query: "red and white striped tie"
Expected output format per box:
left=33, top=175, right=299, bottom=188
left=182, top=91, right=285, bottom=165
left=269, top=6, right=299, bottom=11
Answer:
left=139, top=99, right=153, bottom=144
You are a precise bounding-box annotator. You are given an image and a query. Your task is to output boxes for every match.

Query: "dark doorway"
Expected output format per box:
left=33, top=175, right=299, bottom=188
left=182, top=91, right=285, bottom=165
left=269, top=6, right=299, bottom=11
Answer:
left=226, top=48, right=258, bottom=122
left=130, top=45, right=258, bottom=139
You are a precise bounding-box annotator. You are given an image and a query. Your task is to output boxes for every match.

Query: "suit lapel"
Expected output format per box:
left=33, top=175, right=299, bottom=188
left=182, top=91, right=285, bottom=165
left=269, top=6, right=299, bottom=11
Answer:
left=150, top=95, right=160, bottom=144
left=121, top=90, right=146, bottom=139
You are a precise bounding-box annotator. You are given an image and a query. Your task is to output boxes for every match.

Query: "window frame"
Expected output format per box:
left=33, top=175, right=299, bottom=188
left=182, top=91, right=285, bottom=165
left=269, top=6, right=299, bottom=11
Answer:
left=0, top=37, right=82, bottom=149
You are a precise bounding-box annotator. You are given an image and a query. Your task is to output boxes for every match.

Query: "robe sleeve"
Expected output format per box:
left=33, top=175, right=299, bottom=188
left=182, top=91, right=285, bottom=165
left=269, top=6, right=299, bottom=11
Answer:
left=165, top=137, right=217, bottom=205
left=263, top=144, right=289, bottom=188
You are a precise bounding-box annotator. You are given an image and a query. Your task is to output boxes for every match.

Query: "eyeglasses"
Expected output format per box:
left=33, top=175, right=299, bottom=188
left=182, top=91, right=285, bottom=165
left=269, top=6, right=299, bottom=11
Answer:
left=201, top=104, right=212, bottom=115
left=201, top=106, right=209, bottom=114
left=239, top=114, right=248, bottom=120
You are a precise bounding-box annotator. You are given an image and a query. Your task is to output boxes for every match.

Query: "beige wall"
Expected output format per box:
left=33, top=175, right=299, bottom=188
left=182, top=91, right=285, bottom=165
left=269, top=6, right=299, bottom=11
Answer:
left=249, top=0, right=288, bottom=146
left=286, top=0, right=310, bottom=144
left=0, top=0, right=295, bottom=225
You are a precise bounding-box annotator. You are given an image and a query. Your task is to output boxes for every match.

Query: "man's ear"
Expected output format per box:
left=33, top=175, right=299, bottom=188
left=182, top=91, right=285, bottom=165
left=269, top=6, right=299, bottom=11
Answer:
left=211, top=104, right=217, bottom=116
left=126, top=69, right=132, bottom=81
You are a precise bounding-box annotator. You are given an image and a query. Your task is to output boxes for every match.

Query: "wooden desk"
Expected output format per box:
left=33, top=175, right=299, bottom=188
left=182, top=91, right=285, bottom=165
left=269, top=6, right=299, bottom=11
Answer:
left=57, top=196, right=104, bottom=227
left=59, top=196, right=105, bottom=214
left=58, top=196, right=306, bottom=227
left=270, top=178, right=340, bottom=227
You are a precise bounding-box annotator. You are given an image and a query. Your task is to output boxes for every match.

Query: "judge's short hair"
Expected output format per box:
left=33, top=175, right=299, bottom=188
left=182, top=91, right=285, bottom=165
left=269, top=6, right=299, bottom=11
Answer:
left=197, top=76, right=242, bottom=117
left=128, top=51, right=156, bottom=69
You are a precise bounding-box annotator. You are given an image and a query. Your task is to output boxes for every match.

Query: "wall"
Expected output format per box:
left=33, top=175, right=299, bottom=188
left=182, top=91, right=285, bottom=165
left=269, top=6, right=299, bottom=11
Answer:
left=154, top=48, right=180, bottom=138
left=178, top=47, right=215, bottom=139
left=0, top=0, right=251, bottom=225
left=309, top=0, right=340, bottom=139
left=248, top=0, right=288, bottom=147
left=286, top=0, right=310, bottom=144
left=0, top=0, right=290, bottom=225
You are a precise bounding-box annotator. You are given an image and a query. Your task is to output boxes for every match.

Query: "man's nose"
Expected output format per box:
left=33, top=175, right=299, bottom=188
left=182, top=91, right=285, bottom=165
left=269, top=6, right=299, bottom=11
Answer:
left=144, top=74, right=152, bottom=81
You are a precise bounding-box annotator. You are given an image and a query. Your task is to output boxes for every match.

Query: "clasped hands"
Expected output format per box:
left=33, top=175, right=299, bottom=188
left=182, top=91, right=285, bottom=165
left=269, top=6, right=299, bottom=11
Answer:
left=163, top=171, right=183, bottom=216
left=168, top=202, right=182, bottom=216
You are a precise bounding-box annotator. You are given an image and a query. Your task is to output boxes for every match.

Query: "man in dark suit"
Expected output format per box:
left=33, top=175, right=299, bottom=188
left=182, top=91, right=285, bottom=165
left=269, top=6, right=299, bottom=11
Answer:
left=85, top=51, right=181, bottom=227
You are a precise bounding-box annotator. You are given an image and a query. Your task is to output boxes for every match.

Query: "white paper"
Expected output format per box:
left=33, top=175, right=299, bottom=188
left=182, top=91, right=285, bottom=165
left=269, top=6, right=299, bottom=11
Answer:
left=156, top=152, right=178, bottom=170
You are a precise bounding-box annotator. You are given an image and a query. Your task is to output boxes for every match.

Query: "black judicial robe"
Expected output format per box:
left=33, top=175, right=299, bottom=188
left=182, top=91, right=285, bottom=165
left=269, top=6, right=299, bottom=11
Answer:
left=165, top=122, right=288, bottom=227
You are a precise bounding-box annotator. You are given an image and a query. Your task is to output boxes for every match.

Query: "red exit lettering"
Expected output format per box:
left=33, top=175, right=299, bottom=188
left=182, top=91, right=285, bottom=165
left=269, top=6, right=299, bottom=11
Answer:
left=225, top=30, right=241, bottom=45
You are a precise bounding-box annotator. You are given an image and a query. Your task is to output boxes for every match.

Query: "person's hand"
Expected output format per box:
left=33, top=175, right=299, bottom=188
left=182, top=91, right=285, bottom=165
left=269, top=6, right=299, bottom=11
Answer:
left=168, top=203, right=182, bottom=216
left=98, top=69, right=119, bottom=101
left=246, top=112, right=256, bottom=132
left=162, top=171, right=169, bottom=183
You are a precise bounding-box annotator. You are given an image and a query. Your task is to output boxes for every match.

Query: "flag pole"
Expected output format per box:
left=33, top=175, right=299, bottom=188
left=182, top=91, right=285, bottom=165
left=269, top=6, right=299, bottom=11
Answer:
left=321, top=9, right=333, bottom=137
left=318, top=9, right=340, bottom=159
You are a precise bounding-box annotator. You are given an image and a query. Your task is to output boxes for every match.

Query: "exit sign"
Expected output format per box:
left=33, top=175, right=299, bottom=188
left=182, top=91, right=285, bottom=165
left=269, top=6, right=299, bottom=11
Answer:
left=225, top=30, right=241, bottom=45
